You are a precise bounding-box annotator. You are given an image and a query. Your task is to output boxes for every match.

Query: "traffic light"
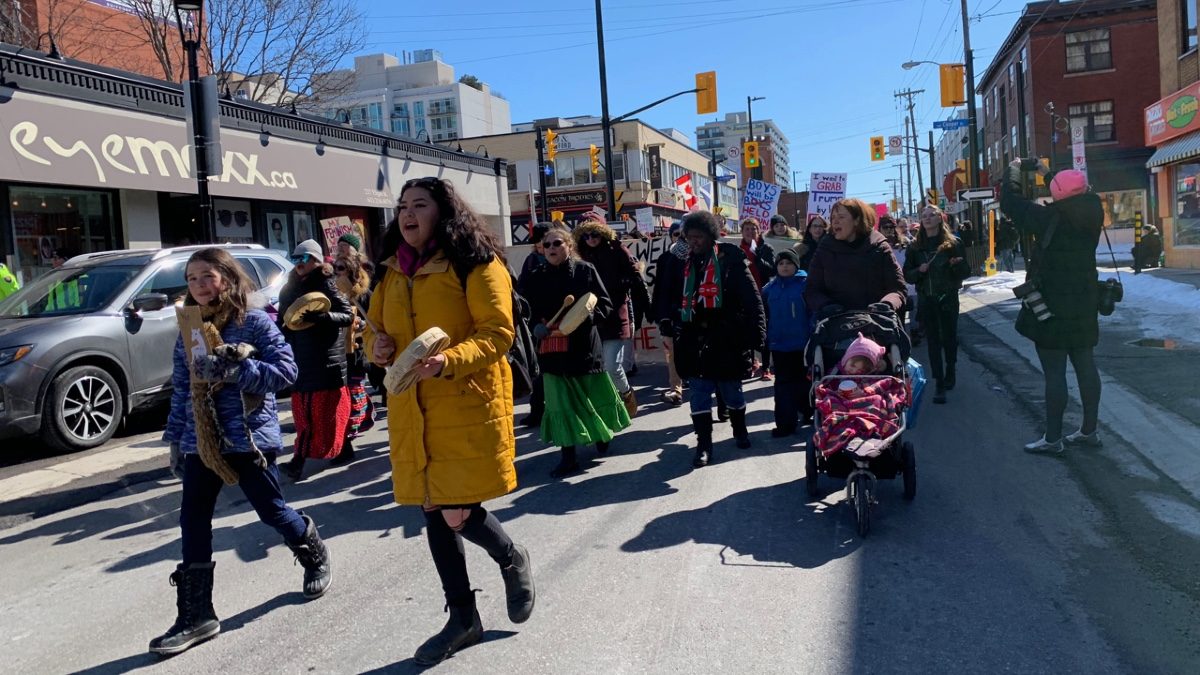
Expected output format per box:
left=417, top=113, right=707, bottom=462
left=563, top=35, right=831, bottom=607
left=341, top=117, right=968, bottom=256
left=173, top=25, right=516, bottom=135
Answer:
left=939, top=63, right=966, bottom=108
left=695, top=71, right=717, bottom=115
left=1034, top=157, right=1050, bottom=186
left=743, top=141, right=760, bottom=168
left=589, top=144, right=600, bottom=175
left=545, top=128, right=558, bottom=161
left=870, top=136, right=885, bottom=161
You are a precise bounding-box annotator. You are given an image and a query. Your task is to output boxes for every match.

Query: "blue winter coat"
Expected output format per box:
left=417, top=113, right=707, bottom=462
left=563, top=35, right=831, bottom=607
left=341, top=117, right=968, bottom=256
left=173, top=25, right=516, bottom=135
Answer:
left=164, top=309, right=298, bottom=454
left=762, top=272, right=810, bottom=353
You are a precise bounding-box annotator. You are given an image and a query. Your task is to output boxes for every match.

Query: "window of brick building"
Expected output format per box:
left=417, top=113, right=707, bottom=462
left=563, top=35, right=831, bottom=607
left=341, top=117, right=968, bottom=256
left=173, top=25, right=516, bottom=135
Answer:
left=1184, top=0, right=1199, bottom=54
left=1068, top=101, right=1114, bottom=142
left=1065, top=28, right=1112, bottom=73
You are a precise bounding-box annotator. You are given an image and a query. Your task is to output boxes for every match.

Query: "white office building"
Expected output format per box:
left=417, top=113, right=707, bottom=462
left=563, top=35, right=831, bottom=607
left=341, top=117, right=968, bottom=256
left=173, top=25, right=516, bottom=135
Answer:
left=695, top=112, right=791, bottom=190
left=321, top=50, right=511, bottom=142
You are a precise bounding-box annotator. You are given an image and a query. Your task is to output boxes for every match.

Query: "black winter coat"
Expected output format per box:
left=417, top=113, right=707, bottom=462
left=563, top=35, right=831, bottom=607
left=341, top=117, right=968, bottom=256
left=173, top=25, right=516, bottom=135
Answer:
left=521, top=259, right=612, bottom=377
left=278, top=267, right=353, bottom=392
left=651, top=241, right=689, bottom=325
left=903, top=235, right=972, bottom=299
left=805, top=230, right=907, bottom=314
left=1000, top=165, right=1103, bottom=349
left=578, top=240, right=639, bottom=340
left=665, top=243, right=766, bottom=381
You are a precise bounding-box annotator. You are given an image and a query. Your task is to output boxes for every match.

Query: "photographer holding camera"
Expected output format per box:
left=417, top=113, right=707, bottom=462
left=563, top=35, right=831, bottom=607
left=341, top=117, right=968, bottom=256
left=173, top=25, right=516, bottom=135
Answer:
left=1001, top=158, right=1105, bottom=454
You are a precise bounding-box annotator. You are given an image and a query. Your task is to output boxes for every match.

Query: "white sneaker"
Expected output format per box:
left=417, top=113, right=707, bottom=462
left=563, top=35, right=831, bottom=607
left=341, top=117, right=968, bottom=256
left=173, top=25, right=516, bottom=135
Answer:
left=1064, top=429, right=1102, bottom=448
left=1023, top=436, right=1064, bottom=454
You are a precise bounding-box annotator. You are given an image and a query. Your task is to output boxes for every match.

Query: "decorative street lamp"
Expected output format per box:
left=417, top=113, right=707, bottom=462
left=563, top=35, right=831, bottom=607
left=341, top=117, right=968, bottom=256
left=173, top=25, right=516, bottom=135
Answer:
left=173, top=0, right=215, bottom=244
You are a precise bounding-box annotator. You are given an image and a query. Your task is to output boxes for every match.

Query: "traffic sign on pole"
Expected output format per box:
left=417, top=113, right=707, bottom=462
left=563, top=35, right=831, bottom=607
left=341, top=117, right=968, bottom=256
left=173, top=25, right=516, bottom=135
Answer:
left=933, top=118, right=970, bottom=131
left=957, top=187, right=995, bottom=202
left=888, top=135, right=903, bottom=156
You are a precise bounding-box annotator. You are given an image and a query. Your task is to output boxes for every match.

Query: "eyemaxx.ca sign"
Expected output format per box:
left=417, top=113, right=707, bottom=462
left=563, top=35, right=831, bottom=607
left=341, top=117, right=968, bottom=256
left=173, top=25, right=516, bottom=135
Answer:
left=0, top=90, right=392, bottom=206
left=1145, top=82, right=1200, bottom=146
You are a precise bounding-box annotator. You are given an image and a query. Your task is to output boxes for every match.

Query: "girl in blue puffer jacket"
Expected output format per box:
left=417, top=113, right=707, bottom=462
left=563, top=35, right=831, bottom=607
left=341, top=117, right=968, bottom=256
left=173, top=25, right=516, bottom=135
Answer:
left=151, top=248, right=331, bottom=657
left=762, top=249, right=813, bottom=437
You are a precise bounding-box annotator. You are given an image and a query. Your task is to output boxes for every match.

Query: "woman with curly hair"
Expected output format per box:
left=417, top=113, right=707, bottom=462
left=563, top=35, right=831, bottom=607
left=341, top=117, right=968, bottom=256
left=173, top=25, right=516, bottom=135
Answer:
left=903, top=204, right=971, bottom=404
left=573, top=218, right=641, bottom=418
left=366, top=177, right=534, bottom=666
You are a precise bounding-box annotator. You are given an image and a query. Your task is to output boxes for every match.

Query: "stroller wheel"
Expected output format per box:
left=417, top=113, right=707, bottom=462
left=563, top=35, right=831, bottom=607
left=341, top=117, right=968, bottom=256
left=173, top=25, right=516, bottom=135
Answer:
left=902, top=442, right=917, bottom=501
left=805, top=438, right=820, bottom=499
left=852, top=473, right=871, bottom=537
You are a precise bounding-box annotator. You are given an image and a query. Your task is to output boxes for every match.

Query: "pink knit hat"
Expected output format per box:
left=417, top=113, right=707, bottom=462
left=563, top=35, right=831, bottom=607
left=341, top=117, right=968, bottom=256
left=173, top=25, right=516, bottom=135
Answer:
left=840, top=333, right=886, bottom=372
left=1050, top=169, right=1089, bottom=201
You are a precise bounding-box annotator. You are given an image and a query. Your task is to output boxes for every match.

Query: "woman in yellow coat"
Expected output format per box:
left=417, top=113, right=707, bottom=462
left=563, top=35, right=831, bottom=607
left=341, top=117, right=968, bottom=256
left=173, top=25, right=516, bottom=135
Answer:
left=366, top=176, right=534, bottom=666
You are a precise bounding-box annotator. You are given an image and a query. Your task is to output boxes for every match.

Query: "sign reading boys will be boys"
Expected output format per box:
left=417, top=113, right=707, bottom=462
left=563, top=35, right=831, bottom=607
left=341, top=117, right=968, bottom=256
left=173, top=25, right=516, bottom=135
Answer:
left=806, top=172, right=847, bottom=219
left=740, top=179, right=782, bottom=223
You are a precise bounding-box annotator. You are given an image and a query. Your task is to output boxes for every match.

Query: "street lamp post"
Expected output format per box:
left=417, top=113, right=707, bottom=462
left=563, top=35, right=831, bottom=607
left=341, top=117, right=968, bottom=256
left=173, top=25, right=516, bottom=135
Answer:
left=173, top=0, right=215, bottom=244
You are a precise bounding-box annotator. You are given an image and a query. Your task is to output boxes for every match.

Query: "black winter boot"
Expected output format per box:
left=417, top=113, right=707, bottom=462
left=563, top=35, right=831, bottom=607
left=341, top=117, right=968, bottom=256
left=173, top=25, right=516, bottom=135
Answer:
left=282, top=455, right=305, bottom=481
left=944, top=363, right=957, bottom=391
left=716, top=403, right=729, bottom=423
left=692, top=414, right=714, bottom=468
left=148, top=562, right=220, bottom=656
left=549, top=446, right=580, bottom=478
left=329, top=440, right=355, bottom=467
left=729, top=408, right=752, bottom=449
left=500, top=543, right=536, bottom=623
left=595, top=440, right=610, bottom=455
left=413, top=597, right=484, bottom=666
left=933, top=382, right=947, bottom=405
left=287, top=513, right=332, bottom=599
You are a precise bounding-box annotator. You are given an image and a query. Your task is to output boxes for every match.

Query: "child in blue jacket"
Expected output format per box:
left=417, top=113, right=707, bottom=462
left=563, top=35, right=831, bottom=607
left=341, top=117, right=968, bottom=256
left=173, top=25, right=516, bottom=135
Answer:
left=762, top=249, right=813, bottom=437
left=152, top=248, right=331, bottom=657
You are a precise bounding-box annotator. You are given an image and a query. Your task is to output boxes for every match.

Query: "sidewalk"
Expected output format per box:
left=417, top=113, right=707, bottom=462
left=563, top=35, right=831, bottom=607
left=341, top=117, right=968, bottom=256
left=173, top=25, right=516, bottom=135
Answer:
left=959, top=268, right=1200, bottom=501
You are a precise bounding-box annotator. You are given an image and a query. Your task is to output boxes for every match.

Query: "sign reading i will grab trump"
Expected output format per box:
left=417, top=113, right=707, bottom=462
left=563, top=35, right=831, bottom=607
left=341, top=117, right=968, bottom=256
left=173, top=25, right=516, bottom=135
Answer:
left=741, top=179, right=782, bottom=223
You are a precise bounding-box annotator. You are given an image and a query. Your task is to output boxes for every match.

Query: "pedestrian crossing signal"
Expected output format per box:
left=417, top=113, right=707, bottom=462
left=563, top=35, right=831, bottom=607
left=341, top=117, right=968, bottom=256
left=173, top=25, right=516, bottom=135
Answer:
left=743, top=141, right=760, bottom=168
left=870, top=136, right=885, bottom=162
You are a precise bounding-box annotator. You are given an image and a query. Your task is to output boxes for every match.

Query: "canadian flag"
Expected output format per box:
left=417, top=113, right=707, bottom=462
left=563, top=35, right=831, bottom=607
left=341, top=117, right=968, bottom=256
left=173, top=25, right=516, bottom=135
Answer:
left=675, top=174, right=699, bottom=211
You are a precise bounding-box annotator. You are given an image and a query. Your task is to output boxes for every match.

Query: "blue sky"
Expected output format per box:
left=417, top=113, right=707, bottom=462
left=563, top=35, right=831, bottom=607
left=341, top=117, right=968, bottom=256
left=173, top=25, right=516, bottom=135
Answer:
left=359, top=0, right=1032, bottom=207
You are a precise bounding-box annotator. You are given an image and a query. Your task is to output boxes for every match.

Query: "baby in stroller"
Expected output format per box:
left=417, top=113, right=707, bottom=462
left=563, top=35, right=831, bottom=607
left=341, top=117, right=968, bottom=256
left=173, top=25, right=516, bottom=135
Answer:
left=813, top=333, right=907, bottom=459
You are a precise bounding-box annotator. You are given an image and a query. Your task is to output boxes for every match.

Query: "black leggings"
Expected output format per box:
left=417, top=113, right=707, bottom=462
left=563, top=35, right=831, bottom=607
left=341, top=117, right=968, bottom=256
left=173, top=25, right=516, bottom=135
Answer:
left=423, top=504, right=515, bottom=606
left=919, top=294, right=960, bottom=383
left=1035, top=345, right=1101, bottom=442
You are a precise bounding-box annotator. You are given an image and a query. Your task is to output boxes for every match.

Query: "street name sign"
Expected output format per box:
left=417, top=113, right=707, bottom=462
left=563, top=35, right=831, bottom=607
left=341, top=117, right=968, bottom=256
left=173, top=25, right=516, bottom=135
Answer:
left=934, top=119, right=970, bottom=130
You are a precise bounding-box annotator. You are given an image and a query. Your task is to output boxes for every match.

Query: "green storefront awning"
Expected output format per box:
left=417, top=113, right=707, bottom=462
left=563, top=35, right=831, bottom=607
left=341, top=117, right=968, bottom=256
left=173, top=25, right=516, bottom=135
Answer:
left=1147, top=131, right=1200, bottom=168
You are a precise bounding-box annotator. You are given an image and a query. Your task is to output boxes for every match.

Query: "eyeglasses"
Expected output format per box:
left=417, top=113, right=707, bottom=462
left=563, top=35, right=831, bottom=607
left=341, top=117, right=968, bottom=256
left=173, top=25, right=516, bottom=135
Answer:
left=403, top=177, right=440, bottom=190
left=291, top=254, right=311, bottom=264
left=670, top=231, right=681, bottom=238
left=881, top=226, right=896, bottom=232
left=583, top=233, right=602, bottom=240
left=544, top=240, right=567, bottom=249
left=334, top=263, right=348, bottom=272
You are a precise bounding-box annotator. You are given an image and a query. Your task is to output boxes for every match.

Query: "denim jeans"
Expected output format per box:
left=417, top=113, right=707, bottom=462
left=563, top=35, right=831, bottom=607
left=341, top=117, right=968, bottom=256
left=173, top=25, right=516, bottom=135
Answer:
left=179, top=452, right=307, bottom=564
left=602, top=339, right=630, bottom=394
left=687, top=378, right=746, bottom=416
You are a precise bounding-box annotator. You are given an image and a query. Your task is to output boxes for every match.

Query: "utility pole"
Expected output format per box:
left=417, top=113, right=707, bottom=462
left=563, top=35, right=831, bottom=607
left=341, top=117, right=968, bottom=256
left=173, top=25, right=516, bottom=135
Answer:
left=895, top=88, right=925, bottom=206
left=594, top=0, right=618, bottom=220
left=896, top=164, right=906, bottom=215
left=929, top=130, right=936, bottom=205
left=903, top=117, right=914, bottom=214
left=961, top=0, right=982, bottom=229
left=709, top=149, right=720, bottom=210
left=535, top=127, right=549, bottom=222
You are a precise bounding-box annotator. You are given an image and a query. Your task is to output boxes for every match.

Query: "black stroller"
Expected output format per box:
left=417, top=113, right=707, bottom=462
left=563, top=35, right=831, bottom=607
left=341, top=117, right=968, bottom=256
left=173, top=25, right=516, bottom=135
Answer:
left=804, top=308, right=917, bottom=536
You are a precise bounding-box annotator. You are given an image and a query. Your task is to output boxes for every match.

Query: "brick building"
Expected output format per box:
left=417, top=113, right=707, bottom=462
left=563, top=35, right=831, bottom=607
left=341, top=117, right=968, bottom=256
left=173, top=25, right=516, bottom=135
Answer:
left=977, top=0, right=1159, bottom=232
left=1144, top=0, right=1200, bottom=268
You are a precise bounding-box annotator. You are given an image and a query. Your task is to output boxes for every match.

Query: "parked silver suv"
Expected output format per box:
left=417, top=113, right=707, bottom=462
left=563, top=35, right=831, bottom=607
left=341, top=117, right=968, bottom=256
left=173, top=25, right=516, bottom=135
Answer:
left=0, top=244, right=291, bottom=452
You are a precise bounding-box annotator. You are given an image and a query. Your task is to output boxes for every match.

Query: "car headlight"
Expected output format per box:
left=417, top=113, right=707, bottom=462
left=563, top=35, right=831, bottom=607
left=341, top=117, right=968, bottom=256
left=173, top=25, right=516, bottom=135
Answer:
left=0, top=345, right=33, bottom=367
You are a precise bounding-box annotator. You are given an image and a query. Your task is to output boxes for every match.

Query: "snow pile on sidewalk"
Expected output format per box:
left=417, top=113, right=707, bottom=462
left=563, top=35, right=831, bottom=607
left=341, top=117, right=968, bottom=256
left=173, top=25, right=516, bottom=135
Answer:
left=963, top=269, right=1200, bottom=346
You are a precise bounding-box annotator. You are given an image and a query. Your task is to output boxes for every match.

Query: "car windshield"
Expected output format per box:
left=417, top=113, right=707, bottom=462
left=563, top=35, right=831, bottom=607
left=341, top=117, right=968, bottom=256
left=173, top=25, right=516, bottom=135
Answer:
left=0, top=265, right=142, bottom=317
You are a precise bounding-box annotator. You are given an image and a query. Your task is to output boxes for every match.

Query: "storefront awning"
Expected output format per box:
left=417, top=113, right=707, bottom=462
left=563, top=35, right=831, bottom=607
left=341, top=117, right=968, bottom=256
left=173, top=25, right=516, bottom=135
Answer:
left=1147, top=131, right=1200, bottom=168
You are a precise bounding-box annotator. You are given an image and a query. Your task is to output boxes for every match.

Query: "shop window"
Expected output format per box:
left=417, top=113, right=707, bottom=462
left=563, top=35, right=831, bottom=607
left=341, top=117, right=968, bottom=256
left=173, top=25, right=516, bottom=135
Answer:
left=1174, top=163, right=1200, bottom=246
left=1096, top=189, right=1145, bottom=231
left=1065, top=28, right=1112, bottom=73
left=8, top=187, right=115, bottom=283
left=1068, top=101, right=1114, bottom=142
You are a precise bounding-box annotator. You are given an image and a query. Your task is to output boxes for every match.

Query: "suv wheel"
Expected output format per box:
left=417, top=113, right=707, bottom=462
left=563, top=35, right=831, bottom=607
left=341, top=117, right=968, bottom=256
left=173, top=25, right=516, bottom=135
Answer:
left=41, top=365, right=124, bottom=452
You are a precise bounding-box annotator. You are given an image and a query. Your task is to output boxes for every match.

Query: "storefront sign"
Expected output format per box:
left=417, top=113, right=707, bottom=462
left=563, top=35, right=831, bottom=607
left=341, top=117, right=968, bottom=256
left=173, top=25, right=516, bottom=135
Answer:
left=647, top=145, right=663, bottom=189
left=540, top=188, right=608, bottom=209
left=0, top=90, right=393, bottom=207
left=1145, top=82, right=1200, bottom=146
left=554, top=129, right=615, bottom=151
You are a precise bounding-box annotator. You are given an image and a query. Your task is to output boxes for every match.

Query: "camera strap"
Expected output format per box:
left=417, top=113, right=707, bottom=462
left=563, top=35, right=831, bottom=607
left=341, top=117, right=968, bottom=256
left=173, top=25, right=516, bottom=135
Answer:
left=1100, top=224, right=1123, bottom=285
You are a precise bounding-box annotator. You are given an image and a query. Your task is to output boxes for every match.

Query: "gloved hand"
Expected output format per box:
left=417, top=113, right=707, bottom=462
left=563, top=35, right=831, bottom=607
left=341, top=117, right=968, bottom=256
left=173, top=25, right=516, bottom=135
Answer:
left=169, top=442, right=184, bottom=480
left=816, top=303, right=845, bottom=321
left=192, top=353, right=239, bottom=383
left=868, top=302, right=895, bottom=315
left=657, top=318, right=676, bottom=339
left=303, top=310, right=330, bottom=325
left=532, top=323, right=550, bottom=340
left=213, top=342, right=257, bottom=362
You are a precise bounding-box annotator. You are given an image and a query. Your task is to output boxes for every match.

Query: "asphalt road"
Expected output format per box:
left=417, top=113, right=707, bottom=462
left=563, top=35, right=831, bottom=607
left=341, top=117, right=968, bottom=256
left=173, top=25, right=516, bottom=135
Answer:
left=2, top=340, right=1198, bottom=673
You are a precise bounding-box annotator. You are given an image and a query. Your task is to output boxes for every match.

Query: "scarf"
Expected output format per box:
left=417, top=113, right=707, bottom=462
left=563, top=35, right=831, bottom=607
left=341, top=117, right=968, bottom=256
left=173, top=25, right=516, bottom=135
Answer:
left=396, top=240, right=438, bottom=278
left=190, top=301, right=266, bottom=485
left=336, top=270, right=370, bottom=355
left=681, top=247, right=722, bottom=323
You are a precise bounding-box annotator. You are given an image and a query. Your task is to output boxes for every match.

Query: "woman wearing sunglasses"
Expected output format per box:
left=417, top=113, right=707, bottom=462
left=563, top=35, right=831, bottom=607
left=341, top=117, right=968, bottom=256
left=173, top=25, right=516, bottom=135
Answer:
left=277, top=240, right=354, bottom=481
left=366, top=177, right=534, bottom=665
left=572, top=219, right=641, bottom=418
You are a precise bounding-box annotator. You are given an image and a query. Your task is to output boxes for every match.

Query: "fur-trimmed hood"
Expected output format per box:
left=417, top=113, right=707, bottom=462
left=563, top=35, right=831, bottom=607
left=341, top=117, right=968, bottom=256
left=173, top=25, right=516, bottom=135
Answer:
left=572, top=220, right=617, bottom=248
left=335, top=269, right=371, bottom=301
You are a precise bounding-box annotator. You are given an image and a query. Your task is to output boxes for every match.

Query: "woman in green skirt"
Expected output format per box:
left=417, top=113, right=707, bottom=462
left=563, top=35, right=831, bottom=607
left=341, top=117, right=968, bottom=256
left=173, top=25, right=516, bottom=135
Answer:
left=519, top=225, right=631, bottom=477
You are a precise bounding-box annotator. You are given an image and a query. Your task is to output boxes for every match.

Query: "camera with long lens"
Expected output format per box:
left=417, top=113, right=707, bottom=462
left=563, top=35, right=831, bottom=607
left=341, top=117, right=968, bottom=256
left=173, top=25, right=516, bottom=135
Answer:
left=1012, top=280, right=1054, bottom=322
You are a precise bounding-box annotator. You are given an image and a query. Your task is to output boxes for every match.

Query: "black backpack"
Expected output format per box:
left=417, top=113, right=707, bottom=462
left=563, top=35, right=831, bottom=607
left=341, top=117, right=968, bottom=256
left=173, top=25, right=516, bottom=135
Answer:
left=456, top=263, right=540, bottom=399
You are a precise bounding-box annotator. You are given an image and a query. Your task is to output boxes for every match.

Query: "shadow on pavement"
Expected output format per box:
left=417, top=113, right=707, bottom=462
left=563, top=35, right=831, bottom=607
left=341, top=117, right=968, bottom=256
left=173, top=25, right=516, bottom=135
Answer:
left=358, top=630, right=518, bottom=674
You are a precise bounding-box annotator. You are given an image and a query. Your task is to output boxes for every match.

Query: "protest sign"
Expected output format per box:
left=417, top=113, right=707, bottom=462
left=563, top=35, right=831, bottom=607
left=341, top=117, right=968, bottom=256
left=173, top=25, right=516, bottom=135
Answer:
left=320, top=216, right=355, bottom=251
left=740, top=179, right=782, bottom=223
left=806, top=172, right=847, bottom=220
